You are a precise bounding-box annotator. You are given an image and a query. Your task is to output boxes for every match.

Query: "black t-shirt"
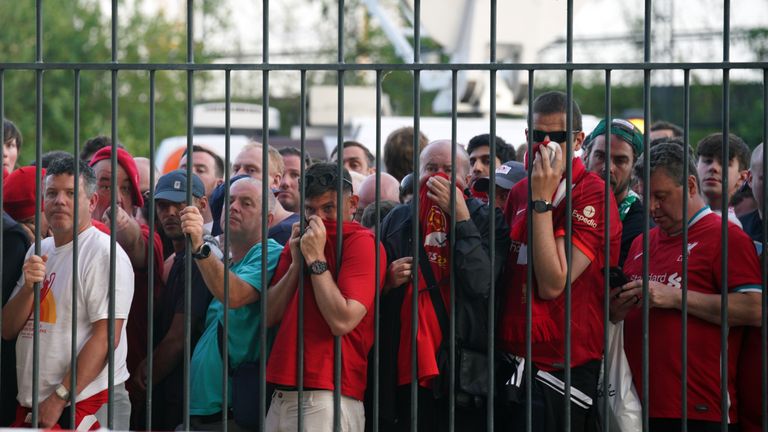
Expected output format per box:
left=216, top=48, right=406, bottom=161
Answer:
left=738, top=209, right=764, bottom=243
left=619, top=198, right=653, bottom=267
left=1, top=213, right=30, bottom=426
left=152, top=241, right=216, bottom=429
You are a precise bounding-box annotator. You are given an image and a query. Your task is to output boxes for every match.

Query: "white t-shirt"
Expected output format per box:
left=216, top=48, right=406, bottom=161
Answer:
left=11, top=226, right=134, bottom=406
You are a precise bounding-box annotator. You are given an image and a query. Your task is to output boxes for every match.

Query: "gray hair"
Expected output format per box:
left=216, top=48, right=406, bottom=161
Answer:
left=634, top=142, right=699, bottom=189
left=231, top=176, right=275, bottom=214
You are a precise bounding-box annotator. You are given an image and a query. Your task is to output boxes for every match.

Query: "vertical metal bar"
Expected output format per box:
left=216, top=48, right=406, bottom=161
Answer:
left=720, top=2, right=730, bottom=430
left=410, top=1, right=421, bottom=430
left=70, top=69, right=81, bottom=430
left=449, top=68, right=458, bottom=432
left=107, top=0, right=119, bottom=427
left=221, top=68, right=232, bottom=431
left=261, top=0, right=271, bottom=429
left=297, top=68, right=307, bottom=432
left=600, top=70, right=611, bottom=432
left=525, top=69, right=534, bottom=432
left=641, top=1, right=652, bottom=431
left=487, top=1, right=497, bottom=429
left=762, top=68, right=768, bottom=432
left=564, top=0, right=575, bottom=428
left=146, top=69, right=157, bottom=430
left=681, top=68, right=691, bottom=432
left=0, top=69, right=4, bottom=412
left=372, top=68, right=382, bottom=432
left=335, top=1, right=345, bottom=430
left=31, top=0, right=43, bottom=425
left=183, top=2, right=195, bottom=430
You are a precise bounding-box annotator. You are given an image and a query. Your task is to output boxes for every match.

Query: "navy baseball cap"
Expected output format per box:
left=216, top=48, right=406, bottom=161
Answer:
left=473, top=161, right=526, bottom=192
left=154, top=169, right=205, bottom=203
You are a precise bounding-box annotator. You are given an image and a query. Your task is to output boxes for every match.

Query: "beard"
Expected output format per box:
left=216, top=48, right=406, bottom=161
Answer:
left=612, top=175, right=632, bottom=199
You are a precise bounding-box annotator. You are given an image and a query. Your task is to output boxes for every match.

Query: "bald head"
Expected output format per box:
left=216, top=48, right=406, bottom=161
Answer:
left=358, top=172, right=400, bottom=208
left=133, top=157, right=155, bottom=196
left=419, top=139, right=470, bottom=188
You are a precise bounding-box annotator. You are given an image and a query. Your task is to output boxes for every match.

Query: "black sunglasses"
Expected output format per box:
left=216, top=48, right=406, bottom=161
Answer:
left=303, top=172, right=353, bottom=189
left=529, top=129, right=581, bottom=144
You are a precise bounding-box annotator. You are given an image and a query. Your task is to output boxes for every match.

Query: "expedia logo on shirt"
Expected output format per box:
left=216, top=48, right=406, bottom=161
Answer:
left=572, top=206, right=598, bottom=228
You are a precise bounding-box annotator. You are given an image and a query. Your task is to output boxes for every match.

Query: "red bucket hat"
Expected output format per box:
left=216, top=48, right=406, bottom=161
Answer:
left=89, top=147, right=144, bottom=208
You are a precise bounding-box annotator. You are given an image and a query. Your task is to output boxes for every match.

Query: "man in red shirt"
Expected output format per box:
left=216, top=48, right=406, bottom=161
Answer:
left=612, top=142, right=762, bottom=431
left=498, top=91, right=622, bottom=431
left=88, top=146, right=164, bottom=427
left=266, top=163, right=386, bottom=430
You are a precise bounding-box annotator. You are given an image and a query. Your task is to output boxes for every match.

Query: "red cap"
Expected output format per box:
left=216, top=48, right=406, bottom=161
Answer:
left=3, top=166, right=45, bottom=221
left=89, top=147, right=144, bottom=208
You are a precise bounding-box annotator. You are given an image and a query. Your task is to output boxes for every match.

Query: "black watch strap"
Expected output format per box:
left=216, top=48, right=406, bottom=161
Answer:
left=532, top=199, right=553, bottom=213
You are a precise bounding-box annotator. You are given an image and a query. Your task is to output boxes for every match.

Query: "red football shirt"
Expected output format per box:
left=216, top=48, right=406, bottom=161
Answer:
left=266, top=221, right=386, bottom=401
left=623, top=208, right=762, bottom=423
left=498, top=157, right=622, bottom=371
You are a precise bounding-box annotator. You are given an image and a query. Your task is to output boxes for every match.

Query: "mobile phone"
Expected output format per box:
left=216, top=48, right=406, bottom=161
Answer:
left=607, top=267, right=629, bottom=289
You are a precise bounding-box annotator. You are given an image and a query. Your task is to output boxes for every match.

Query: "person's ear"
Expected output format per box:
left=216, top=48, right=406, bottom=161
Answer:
left=688, top=174, right=698, bottom=197
left=736, top=169, right=749, bottom=189
left=349, top=194, right=359, bottom=219
left=573, top=131, right=586, bottom=153
left=198, top=196, right=209, bottom=213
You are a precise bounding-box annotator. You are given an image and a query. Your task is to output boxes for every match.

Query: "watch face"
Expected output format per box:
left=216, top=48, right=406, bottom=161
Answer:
left=533, top=200, right=551, bottom=213
left=311, top=261, right=328, bottom=274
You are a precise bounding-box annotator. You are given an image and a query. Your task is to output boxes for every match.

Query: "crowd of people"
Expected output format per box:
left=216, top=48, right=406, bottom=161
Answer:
left=0, top=89, right=765, bottom=431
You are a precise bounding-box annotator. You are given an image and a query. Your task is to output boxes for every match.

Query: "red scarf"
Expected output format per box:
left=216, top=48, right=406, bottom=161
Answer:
left=397, top=173, right=460, bottom=387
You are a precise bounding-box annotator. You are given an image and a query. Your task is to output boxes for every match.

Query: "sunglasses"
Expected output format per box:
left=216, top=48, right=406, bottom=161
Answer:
left=529, top=129, right=581, bottom=144
left=303, top=172, right=353, bottom=189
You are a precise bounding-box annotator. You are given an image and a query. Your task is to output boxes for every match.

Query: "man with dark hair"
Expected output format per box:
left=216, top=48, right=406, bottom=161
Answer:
left=376, top=140, right=509, bottom=430
left=649, top=120, right=684, bottom=141
left=277, top=147, right=311, bottom=213
left=179, top=145, right=225, bottom=231
left=466, top=133, right=516, bottom=200
left=81, top=135, right=124, bottom=164
left=499, top=91, right=621, bottom=431
left=266, top=163, right=385, bottom=430
left=330, top=140, right=376, bottom=176
left=3, top=118, right=22, bottom=173
left=584, top=118, right=648, bottom=265
left=2, top=156, right=133, bottom=429
left=695, top=133, right=751, bottom=227
left=612, top=143, right=762, bottom=431
left=384, top=126, right=429, bottom=181
left=129, top=170, right=217, bottom=430
left=88, top=146, right=165, bottom=412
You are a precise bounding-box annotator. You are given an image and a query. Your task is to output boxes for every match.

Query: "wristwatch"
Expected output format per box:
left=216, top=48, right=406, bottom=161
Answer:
left=54, top=384, right=70, bottom=402
left=192, top=243, right=212, bottom=260
left=308, top=260, right=329, bottom=275
left=532, top=199, right=553, bottom=213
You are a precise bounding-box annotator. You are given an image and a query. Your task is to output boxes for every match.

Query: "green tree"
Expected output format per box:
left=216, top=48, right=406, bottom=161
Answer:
left=0, top=0, right=220, bottom=164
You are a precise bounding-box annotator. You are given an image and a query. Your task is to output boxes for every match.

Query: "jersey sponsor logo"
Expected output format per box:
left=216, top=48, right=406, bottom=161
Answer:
left=39, top=272, right=57, bottom=324
left=667, top=272, right=682, bottom=289
left=572, top=208, right=598, bottom=228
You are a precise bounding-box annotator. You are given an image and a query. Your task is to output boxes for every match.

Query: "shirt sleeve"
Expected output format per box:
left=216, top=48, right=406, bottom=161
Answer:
left=337, top=232, right=386, bottom=311
left=234, top=241, right=283, bottom=292
left=716, top=224, right=763, bottom=293
left=554, top=181, right=607, bottom=262
left=84, top=239, right=135, bottom=322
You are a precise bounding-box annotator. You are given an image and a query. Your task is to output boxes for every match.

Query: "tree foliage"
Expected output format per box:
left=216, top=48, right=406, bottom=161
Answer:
left=0, top=0, right=217, bottom=163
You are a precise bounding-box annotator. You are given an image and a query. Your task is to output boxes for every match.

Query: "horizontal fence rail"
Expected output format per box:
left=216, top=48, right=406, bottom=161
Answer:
left=0, top=1, right=765, bottom=432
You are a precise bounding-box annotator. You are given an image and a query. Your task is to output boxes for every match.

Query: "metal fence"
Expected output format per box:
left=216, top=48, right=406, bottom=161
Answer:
left=0, top=0, right=766, bottom=431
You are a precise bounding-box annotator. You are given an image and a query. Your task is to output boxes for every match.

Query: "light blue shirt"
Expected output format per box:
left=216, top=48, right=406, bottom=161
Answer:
left=190, top=238, right=283, bottom=415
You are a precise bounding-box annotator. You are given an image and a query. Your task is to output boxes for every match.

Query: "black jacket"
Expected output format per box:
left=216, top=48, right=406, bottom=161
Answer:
left=371, top=198, right=509, bottom=422
left=1, top=212, right=31, bottom=426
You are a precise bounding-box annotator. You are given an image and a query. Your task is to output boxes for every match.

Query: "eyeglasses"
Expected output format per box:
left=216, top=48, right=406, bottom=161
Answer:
left=303, top=172, right=353, bottom=189
left=529, top=129, right=581, bottom=144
